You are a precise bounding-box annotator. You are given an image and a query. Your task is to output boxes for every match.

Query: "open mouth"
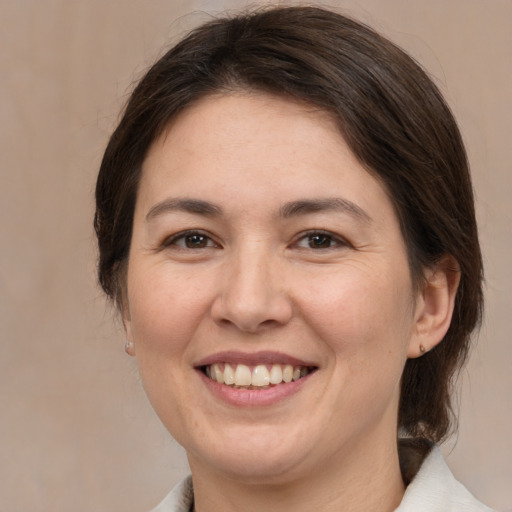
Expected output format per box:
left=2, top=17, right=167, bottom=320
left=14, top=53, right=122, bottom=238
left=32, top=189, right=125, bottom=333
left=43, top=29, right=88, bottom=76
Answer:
left=201, top=363, right=317, bottom=389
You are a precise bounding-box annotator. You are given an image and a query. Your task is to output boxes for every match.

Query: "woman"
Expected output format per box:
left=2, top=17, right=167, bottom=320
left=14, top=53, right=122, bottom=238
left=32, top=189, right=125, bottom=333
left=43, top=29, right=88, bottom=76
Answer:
left=95, top=6, right=493, bottom=512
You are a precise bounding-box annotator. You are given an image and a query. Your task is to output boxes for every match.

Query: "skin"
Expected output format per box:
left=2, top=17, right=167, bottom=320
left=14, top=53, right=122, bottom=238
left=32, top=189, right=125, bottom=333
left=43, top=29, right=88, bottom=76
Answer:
left=123, top=93, right=458, bottom=512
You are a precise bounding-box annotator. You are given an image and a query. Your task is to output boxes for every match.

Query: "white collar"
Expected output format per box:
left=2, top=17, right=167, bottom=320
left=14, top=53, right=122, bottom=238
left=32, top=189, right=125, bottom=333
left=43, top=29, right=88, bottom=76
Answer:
left=394, top=445, right=493, bottom=511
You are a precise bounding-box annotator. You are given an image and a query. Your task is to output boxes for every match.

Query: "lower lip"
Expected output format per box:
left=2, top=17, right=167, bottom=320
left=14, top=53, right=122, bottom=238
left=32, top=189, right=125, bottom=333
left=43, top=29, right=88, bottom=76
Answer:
left=197, top=370, right=312, bottom=407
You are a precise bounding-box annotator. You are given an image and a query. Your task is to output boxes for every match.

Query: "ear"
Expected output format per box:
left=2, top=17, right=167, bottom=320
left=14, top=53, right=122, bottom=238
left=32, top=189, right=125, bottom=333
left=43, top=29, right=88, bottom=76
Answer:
left=407, top=255, right=460, bottom=358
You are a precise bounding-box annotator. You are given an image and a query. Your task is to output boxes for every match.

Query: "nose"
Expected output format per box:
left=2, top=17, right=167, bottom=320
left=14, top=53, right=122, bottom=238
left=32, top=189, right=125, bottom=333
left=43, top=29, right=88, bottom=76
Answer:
left=210, top=247, right=293, bottom=333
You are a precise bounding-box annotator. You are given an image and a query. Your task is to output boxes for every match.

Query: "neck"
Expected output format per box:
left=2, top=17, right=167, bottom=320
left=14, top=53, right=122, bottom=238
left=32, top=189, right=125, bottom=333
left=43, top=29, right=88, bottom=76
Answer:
left=189, top=435, right=405, bottom=512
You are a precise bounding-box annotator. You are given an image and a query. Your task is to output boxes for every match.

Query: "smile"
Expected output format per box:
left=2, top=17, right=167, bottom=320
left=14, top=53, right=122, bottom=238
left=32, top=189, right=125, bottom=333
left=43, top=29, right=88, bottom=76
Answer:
left=203, top=363, right=315, bottom=389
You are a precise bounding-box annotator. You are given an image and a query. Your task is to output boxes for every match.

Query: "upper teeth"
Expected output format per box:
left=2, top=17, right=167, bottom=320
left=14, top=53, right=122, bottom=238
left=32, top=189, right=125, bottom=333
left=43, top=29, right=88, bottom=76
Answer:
left=205, top=363, right=310, bottom=387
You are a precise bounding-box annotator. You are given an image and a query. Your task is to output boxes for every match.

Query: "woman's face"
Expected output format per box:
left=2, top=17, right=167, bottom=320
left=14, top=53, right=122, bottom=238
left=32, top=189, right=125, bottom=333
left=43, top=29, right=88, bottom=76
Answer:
left=124, top=93, right=423, bottom=483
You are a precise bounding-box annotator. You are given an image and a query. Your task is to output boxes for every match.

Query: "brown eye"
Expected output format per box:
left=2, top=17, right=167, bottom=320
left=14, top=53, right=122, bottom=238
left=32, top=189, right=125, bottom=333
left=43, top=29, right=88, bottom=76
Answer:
left=295, top=231, right=345, bottom=250
left=184, top=234, right=209, bottom=248
left=165, top=231, right=218, bottom=249
left=308, top=234, right=333, bottom=249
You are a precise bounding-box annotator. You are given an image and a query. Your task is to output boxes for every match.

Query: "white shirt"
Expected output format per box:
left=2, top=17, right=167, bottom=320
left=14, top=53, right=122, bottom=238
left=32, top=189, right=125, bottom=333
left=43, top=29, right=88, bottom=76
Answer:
left=150, top=446, right=494, bottom=512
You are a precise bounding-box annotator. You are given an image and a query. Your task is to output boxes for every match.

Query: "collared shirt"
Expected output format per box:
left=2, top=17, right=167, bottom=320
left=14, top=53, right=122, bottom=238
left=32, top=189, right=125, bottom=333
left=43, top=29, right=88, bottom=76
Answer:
left=149, top=446, right=494, bottom=512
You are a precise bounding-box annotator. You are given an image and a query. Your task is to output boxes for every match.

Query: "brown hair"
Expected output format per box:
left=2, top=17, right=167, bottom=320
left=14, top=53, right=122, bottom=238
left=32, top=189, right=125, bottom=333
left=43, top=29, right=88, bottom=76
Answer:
left=95, top=6, right=483, bottom=443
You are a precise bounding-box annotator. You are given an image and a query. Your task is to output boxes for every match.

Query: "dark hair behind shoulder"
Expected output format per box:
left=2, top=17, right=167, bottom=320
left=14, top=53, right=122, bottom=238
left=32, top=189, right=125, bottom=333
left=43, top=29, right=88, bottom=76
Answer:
left=95, top=6, right=484, bottom=443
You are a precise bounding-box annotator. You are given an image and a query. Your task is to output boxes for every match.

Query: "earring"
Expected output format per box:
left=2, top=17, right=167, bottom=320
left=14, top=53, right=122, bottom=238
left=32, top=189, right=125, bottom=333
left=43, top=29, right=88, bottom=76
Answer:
left=125, top=340, right=134, bottom=355
left=420, top=344, right=426, bottom=354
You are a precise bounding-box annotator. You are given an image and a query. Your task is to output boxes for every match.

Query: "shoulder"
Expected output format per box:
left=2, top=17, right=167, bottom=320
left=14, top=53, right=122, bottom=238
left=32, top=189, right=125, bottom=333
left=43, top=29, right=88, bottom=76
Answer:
left=396, top=443, right=495, bottom=512
left=148, top=476, right=193, bottom=512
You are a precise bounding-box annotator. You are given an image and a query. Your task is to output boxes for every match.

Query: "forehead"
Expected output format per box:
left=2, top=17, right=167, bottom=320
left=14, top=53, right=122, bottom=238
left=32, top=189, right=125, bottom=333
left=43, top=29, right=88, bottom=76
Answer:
left=146, top=92, right=341, bottom=170
left=143, top=93, right=376, bottom=187
left=137, top=92, right=396, bottom=225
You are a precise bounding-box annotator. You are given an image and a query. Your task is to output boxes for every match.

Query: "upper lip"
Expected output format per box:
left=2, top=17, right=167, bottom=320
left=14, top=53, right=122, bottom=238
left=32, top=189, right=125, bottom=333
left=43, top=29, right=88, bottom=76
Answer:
left=194, top=351, right=317, bottom=368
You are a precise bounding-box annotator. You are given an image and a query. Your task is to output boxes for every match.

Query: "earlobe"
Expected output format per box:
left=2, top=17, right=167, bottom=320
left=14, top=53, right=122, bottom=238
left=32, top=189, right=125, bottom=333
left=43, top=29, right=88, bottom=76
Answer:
left=408, top=255, right=460, bottom=358
left=124, top=339, right=135, bottom=356
left=122, top=300, right=135, bottom=356
left=123, top=320, right=136, bottom=356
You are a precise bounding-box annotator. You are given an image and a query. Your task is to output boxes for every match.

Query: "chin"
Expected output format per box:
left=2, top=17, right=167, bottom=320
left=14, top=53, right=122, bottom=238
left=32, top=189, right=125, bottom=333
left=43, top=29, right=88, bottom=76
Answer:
left=192, top=451, right=311, bottom=485
left=185, top=423, right=319, bottom=484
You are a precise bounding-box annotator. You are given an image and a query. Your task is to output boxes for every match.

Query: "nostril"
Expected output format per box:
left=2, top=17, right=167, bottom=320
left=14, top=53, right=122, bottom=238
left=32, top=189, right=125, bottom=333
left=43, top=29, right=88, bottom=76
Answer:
left=211, top=295, right=293, bottom=333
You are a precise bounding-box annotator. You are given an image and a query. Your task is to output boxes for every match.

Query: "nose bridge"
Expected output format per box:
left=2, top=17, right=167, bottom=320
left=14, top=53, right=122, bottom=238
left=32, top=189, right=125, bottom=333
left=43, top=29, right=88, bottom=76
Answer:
left=212, top=239, right=292, bottom=331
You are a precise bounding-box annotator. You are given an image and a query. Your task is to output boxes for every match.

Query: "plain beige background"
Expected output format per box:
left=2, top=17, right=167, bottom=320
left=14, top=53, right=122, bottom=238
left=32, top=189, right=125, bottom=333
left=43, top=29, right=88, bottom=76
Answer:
left=1, top=1, right=510, bottom=511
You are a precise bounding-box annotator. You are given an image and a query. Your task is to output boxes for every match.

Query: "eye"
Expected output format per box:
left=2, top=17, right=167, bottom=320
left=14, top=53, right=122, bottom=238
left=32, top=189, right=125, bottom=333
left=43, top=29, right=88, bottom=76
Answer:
left=164, top=230, right=218, bottom=249
left=294, top=230, right=348, bottom=250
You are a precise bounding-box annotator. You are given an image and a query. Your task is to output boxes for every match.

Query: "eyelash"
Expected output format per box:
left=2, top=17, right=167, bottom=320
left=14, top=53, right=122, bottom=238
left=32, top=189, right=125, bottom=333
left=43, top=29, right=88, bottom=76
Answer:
left=162, top=229, right=349, bottom=251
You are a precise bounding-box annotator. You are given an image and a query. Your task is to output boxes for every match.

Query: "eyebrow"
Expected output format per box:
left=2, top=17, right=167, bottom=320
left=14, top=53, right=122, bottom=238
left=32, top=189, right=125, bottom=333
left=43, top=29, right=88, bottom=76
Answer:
left=145, top=196, right=372, bottom=223
left=145, top=198, right=223, bottom=221
left=280, top=198, right=372, bottom=223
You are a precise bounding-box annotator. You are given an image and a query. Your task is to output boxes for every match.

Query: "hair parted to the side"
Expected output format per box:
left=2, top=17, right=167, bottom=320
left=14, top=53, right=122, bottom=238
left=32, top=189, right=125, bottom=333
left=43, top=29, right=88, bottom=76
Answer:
left=95, top=6, right=483, bottom=444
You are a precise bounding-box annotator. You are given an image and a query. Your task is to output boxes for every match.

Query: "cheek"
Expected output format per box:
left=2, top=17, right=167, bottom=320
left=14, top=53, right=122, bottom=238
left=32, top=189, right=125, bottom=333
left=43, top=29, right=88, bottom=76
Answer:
left=127, top=266, right=213, bottom=355
left=126, top=268, right=213, bottom=435
left=298, top=264, right=413, bottom=360
left=302, top=267, right=413, bottom=420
